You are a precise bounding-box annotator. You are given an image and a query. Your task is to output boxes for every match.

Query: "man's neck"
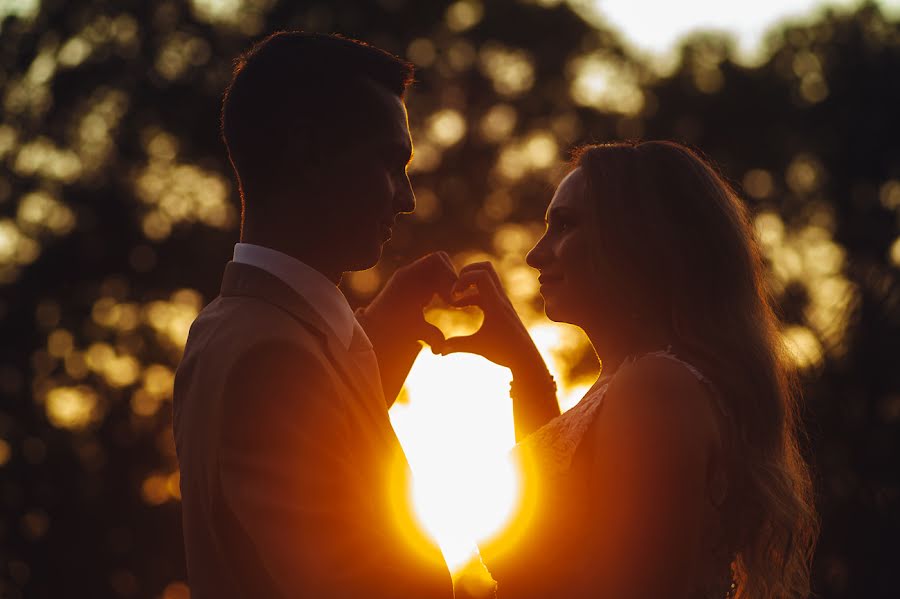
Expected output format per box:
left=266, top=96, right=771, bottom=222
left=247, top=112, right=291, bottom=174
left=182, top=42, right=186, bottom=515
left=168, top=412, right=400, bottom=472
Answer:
left=239, top=233, right=343, bottom=285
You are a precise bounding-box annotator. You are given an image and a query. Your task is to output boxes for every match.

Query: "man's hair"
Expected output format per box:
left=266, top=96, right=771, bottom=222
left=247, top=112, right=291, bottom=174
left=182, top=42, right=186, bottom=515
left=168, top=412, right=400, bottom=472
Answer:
left=220, top=31, right=415, bottom=222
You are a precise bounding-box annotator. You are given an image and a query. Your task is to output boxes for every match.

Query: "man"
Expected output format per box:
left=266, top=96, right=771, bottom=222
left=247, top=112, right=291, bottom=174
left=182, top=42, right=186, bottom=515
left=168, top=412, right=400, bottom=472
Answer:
left=173, top=32, right=458, bottom=598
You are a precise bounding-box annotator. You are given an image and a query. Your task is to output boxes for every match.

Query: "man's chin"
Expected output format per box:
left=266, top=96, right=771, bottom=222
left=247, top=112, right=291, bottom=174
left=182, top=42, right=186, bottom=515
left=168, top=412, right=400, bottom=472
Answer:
left=347, top=244, right=384, bottom=272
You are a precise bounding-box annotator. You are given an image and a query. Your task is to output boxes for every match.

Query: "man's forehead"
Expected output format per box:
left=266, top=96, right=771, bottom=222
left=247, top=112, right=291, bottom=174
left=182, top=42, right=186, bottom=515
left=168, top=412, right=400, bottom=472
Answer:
left=359, top=77, right=410, bottom=136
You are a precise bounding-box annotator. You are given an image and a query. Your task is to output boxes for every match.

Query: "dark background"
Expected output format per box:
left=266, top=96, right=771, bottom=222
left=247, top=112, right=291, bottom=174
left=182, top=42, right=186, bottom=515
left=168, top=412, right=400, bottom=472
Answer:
left=0, top=0, right=898, bottom=597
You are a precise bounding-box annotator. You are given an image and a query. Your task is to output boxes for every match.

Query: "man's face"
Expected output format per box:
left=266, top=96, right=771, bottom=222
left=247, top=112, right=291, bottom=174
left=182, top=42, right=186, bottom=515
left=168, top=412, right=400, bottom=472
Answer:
left=319, top=81, right=415, bottom=272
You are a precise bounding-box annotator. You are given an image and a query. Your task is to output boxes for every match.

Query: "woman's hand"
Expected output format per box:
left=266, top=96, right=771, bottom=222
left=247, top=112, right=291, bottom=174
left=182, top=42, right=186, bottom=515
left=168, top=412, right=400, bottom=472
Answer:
left=439, top=262, right=545, bottom=374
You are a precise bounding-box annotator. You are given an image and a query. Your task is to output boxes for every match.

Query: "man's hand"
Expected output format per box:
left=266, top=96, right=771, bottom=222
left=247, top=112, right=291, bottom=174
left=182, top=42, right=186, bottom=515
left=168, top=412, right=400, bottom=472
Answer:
left=356, top=252, right=458, bottom=404
left=440, top=262, right=545, bottom=374
left=360, top=251, right=459, bottom=350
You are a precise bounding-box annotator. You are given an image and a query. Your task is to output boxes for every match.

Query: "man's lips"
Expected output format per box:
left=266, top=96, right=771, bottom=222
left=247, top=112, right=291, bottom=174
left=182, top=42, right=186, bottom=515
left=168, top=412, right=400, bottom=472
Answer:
left=380, top=222, right=393, bottom=240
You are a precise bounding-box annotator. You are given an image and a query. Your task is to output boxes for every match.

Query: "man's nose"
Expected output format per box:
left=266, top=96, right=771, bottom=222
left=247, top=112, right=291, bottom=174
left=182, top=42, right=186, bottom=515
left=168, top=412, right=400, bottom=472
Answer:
left=395, top=176, right=415, bottom=215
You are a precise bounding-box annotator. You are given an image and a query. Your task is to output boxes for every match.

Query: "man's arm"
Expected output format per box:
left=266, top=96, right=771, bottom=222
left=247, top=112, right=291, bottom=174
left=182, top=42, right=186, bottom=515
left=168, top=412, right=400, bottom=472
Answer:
left=354, top=252, right=458, bottom=405
left=218, top=338, right=451, bottom=598
left=354, top=307, right=423, bottom=405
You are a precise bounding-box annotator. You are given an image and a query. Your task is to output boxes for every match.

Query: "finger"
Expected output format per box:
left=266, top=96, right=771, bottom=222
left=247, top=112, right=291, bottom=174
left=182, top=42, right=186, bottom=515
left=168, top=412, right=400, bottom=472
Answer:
left=422, top=252, right=459, bottom=302
left=449, top=290, right=483, bottom=308
left=451, top=270, right=502, bottom=308
left=439, top=333, right=480, bottom=356
left=458, top=261, right=504, bottom=290
left=417, top=323, right=447, bottom=352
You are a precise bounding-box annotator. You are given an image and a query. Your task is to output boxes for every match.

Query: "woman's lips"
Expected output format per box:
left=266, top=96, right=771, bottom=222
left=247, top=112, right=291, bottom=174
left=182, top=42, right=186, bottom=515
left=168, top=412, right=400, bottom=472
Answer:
left=538, top=274, right=563, bottom=288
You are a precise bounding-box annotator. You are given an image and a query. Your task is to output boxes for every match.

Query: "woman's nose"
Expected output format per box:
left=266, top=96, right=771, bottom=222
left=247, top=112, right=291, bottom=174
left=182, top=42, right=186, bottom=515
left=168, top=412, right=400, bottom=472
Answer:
left=526, top=235, right=549, bottom=269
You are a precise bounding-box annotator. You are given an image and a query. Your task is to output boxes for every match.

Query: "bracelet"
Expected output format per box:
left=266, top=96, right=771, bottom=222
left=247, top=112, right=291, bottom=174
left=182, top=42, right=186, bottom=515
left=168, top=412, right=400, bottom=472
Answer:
left=509, top=371, right=557, bottom=399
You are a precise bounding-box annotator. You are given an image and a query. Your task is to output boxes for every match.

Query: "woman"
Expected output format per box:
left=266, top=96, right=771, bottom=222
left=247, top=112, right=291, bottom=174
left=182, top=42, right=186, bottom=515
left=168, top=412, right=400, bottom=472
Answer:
left=442, top=141, right=819, bottom=598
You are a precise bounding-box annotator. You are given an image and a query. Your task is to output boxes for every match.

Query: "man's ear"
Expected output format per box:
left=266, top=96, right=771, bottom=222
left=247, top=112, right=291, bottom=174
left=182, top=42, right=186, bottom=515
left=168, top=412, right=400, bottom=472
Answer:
left=287, top=117, right=329, bottom=182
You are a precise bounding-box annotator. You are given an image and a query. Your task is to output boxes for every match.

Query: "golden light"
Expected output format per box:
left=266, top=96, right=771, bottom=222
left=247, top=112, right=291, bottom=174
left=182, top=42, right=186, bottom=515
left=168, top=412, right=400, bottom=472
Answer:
left=155, top=32, right=212, bottom=81
left=407, top=38, right=437, bottom=67
left=406, top=137, right=442, bottom=173
left=131, top=389, right=162, bottom=417
left=143, top=289, right=204, bottom=349
left=189, top=0, right=272, bottom=35
left=478, top=43, right=535, bottom=97
left=889, top=236, right=900, bottom=267
left=143, top=364, right=175, bottom=399
left=446, top=0, right=485, bottom=32
left=880, top=180, right=900, bottom=210
left=782, top=324, right=824, bottom=370
left=0, top=438, right=11, bottom=467
left=494, top=130, right=561, bottom=181
left=162, top=581, right=191, bottom=599
left=46, top=328, right=74, bottom=358
left=479, top=104, right=517, bottom=143
left=45, top=385, right=100, bottom=431
left=446, top=40, right=477, bottom=72
left=390, top=273, right=596, bottom=574
left=743, top=168, right=775, bottom=200
left=427, top=109, right=467, bottom=147
left=411, top=187, right=441, bottom=222
left=568, top=53, right=645, bottom=116
left=13, top=137, right=82, bottom=183
left=0, top=0, right=39, bottom=26
left=58, top=36, right=92, bottom=67
left=390, top=347, right=519, bottom=572
left=344, top=265, right=382, bottom=298
left=786, top=153, right=823, bottom=194
left=141, top=472, right=171, bottom=505
left=16, top=190, right=76, bottom=235
left=134, top=129, right=236, bottom=241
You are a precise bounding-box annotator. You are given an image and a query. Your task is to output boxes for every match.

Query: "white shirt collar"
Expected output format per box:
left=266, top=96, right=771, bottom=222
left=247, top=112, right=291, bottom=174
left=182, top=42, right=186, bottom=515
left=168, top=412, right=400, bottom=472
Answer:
left=232, top=243, right=356, bottom=349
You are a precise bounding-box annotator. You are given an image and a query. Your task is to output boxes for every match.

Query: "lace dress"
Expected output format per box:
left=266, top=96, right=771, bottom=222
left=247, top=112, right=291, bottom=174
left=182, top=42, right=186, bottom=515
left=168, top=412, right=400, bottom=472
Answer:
left=477, top=349, right=734, bottom=599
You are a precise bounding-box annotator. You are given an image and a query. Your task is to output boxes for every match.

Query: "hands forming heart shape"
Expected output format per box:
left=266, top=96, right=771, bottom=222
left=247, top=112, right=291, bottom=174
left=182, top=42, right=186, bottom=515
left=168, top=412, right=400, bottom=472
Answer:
left=362, top=252, right=544, bottom=374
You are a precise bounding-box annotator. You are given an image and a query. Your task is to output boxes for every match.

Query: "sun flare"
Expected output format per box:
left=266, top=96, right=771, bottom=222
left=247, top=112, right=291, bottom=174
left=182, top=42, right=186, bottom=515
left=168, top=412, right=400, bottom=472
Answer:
left=389, top=307, right=597, bottom=573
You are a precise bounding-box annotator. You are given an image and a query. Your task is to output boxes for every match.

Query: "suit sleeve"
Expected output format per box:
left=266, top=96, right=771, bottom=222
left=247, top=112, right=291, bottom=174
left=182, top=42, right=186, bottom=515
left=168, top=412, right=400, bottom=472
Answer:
left=217, top=338, right=451, bottom=599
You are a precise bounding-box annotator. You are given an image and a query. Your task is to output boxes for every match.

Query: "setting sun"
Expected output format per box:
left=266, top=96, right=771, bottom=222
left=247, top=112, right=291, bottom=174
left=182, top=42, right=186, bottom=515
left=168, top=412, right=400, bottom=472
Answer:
left=389, top=304, right=597, bottom=573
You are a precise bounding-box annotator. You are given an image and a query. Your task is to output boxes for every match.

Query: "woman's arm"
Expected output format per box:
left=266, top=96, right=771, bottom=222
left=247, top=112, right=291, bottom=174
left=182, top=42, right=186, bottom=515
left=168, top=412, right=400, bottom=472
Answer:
left=439, top=261, right=561, bottom=440
left=509, top=352, right=561, bottom=441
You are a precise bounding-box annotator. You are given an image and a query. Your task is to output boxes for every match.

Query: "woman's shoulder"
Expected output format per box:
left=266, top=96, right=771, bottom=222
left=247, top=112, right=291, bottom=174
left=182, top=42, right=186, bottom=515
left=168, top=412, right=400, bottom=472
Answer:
left=613, top=350, right=715, bottom=399
left=591, top=350, right=723, bottom=455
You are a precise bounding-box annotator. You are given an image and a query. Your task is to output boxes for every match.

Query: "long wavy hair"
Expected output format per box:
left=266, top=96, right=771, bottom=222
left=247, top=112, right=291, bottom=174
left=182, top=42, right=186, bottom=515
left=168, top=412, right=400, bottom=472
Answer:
left=571, top=141, right=819, bottom=598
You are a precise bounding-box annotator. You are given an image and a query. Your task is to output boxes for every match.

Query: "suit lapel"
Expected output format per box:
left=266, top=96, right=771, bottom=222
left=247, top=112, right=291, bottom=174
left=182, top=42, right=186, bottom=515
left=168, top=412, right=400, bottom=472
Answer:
left=219, top=261, right=384, bottom=420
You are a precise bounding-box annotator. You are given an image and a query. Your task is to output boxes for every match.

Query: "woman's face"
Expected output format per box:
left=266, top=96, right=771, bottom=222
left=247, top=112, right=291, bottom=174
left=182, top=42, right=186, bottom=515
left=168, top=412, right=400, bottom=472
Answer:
left=526, top=167, right=603, bottom=327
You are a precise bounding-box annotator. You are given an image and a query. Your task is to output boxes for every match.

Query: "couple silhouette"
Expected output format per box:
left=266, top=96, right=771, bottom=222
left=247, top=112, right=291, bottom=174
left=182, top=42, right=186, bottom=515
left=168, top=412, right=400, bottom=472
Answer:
left=173, top=32, right=818, bottom=599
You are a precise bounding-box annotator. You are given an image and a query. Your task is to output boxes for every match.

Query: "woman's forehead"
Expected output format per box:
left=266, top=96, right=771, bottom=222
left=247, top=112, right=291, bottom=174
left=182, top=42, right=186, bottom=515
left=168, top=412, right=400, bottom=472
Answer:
left=549, top=167, right=587, bottom=211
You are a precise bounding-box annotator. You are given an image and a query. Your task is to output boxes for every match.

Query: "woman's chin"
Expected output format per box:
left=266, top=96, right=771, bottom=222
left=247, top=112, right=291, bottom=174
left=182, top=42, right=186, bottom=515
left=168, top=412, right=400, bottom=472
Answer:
left=541, top=297, right=570, bottom=324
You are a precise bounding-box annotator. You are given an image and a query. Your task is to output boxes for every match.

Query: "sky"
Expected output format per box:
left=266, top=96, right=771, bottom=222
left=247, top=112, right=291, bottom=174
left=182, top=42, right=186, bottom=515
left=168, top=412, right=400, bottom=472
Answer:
left=569, top=0, right=900, bottom=67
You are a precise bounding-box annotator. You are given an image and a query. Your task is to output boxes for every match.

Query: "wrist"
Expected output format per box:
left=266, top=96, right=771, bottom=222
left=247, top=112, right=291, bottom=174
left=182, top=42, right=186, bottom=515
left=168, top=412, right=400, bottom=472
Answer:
left=509, top=367, right=556, bottom=399
left=509, top=345, right=549, bottom=379
left=356, top=307, right=419, bottom=351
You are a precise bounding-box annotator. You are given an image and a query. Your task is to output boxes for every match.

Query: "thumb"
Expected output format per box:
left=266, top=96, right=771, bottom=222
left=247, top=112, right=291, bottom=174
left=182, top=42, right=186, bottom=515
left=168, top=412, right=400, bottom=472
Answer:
left=417, top=323, right=447, bottom=352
